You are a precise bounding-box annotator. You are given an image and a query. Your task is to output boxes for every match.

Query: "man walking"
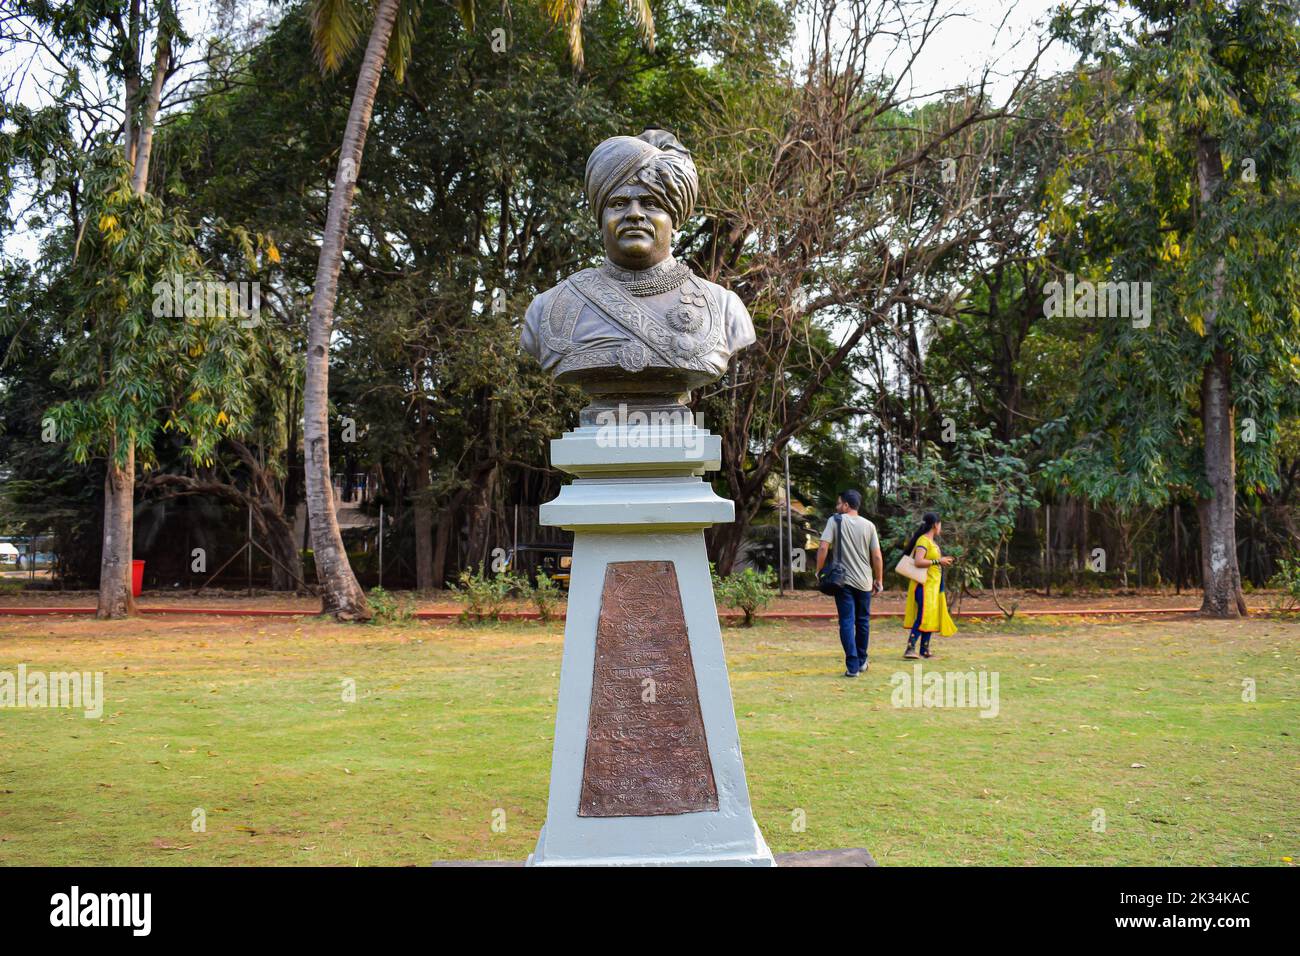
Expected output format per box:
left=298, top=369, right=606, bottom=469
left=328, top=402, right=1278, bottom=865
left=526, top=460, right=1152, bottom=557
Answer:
left=815, top=489, right=884, bottom=677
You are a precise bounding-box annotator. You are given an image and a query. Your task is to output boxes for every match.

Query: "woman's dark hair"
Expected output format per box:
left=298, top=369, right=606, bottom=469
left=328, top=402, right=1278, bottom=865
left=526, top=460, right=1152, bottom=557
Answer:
left=905, top=512, right=941, bottom=555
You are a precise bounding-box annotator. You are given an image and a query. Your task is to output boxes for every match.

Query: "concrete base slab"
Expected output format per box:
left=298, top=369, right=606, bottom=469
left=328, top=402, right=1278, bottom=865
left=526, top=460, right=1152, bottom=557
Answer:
left=772, top=848, right=877, bottom=867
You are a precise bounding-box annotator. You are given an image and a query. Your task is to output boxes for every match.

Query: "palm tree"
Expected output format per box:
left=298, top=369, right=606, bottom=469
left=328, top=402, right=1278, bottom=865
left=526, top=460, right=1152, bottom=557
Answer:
left=304, top=0, right=653, bottom=618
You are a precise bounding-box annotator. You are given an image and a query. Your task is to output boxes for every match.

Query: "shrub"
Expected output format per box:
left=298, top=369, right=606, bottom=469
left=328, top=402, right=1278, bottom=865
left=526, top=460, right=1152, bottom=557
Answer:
left=530, top=571, right=562, bottom=622
left=366, top=586, right=413, bottom=626
left=453, top=566, right=518, bottom=623
left=884, top=427, right=1043, bottom=614
left=712, top=565, right=777, bottom=627
left=1269, top=559, right=1300, bottom=611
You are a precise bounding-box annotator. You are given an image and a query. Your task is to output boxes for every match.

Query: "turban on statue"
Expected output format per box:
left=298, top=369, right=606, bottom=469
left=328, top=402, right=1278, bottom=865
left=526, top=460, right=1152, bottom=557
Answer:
left=584, top=128, right=699, bottom=229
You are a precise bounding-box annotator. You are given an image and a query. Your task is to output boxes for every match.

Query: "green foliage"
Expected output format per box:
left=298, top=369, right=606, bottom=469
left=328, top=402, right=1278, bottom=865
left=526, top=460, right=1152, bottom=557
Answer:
left=1, top=0, right=807, bottom=589
left=366, top=585, right=413, bottom=625
left=1046, top=1, right=1300, bottom=503
left=528, top=571, right=562, bottom=623
left=884, top=429, right=1042, bottom=597
left=1268, top=559, right=1300, bottom=612
left=0, top=258, right=103, bottom=580
left=33, top=148, right=262, bottom=471
left=711, top=564, right=776, bottom=627
left=452, top=565, right=519, bottom=623
left=6, top=0, right=1299, bottom=599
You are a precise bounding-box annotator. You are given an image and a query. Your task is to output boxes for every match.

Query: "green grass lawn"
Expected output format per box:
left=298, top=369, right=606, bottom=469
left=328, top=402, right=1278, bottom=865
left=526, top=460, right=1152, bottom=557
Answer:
left=0, top=613, right=1295, bottom=866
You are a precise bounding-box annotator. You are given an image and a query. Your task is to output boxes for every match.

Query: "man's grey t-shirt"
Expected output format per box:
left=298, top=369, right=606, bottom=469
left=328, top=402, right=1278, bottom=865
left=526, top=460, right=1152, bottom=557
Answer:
left=820, top=514, right=881, bottom=591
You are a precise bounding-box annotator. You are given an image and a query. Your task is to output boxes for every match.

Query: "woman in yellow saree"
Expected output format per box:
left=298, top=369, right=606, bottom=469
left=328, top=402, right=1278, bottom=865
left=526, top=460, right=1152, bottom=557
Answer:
left=902, top=512, right=957, bottom=659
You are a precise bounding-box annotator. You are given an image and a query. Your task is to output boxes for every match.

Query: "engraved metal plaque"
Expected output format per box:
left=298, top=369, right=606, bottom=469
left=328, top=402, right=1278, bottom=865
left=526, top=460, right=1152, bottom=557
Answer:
left=578, top=560, right=718, bottom=816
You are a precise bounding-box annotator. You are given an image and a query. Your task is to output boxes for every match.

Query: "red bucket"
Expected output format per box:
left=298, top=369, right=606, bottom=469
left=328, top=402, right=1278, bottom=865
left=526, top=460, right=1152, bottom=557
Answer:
left=131, top=560, right=145, bottom=597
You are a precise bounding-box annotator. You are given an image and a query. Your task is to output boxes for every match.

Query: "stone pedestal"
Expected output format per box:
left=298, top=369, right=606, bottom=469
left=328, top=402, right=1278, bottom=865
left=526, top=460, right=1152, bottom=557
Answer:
left=526, top=418, right=774, bottom=867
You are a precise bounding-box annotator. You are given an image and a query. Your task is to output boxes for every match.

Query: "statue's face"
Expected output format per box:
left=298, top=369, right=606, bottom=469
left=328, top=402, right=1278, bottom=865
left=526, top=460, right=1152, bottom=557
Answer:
left=601, top=182, right=673, bottom=269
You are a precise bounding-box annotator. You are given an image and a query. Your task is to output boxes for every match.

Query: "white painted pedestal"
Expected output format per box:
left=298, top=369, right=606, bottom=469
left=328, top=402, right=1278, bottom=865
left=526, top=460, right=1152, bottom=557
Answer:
left=526, top=421, right=775, bottom=867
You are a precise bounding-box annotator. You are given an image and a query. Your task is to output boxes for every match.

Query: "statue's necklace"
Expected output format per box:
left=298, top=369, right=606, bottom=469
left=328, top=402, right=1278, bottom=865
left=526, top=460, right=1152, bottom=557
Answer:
left=601, top=257, right=692, bottom=297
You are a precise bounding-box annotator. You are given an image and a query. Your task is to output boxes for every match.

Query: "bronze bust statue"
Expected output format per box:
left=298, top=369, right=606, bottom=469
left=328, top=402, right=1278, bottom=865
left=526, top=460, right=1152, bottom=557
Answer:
left=521, top=129, right=756, bottom=409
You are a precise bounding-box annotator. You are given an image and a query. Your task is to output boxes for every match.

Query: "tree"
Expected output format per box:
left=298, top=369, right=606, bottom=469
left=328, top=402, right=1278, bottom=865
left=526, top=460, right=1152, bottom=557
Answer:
left=691, top=0, right=1055, bottom=572
left=300, top=0, right=654, bottom=617
left=1047, top=0, right=1300, bottom=616
left=0, top=0, right=252, bottom=616
left=40, top=149, right=260, bottom=613
left=139, top=0, right=746, bottom=594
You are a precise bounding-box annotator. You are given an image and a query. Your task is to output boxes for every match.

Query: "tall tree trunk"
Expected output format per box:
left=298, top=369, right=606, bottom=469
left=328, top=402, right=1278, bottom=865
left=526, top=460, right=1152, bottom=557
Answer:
left=340, top=456, right=356, bottom=502
left=96, top=20, right=166, bottom=619
left=123, top=0, right=141, bottom=169
left=1198, top=344, right=1247, bottom=615
left=129, top=27, right=169, bottom=196
left=302, top=0, right=401, bottom=620
left=464, top=465, right=498, bottom=572
left=1195, top=134, right=1247, bottom=617
left=712, top=519, right=744, bottom=576
left=283, top=385, right=303, bottom=521
left=124, top=77, right=139, bottom=171
left=432, top=507, right=452, bottom=591
left=97, top=441, right=136, bottom=619
left=413, top=442, right=434, bottom=592
left=712, top=489, right=765, bottom=576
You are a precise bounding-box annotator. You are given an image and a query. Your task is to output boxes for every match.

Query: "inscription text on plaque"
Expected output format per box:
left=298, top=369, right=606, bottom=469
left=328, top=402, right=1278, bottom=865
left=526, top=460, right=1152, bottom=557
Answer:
left=578, top=560, right=718, bottom=816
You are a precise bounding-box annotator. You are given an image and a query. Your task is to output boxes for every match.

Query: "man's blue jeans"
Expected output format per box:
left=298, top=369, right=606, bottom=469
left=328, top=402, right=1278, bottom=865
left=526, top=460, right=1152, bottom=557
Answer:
left=834, top=585, right=872, bottom=673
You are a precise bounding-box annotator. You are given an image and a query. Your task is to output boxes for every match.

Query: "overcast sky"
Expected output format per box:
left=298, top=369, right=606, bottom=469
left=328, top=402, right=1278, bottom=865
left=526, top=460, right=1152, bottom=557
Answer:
left=803, top=0, right=1081, bottom=101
